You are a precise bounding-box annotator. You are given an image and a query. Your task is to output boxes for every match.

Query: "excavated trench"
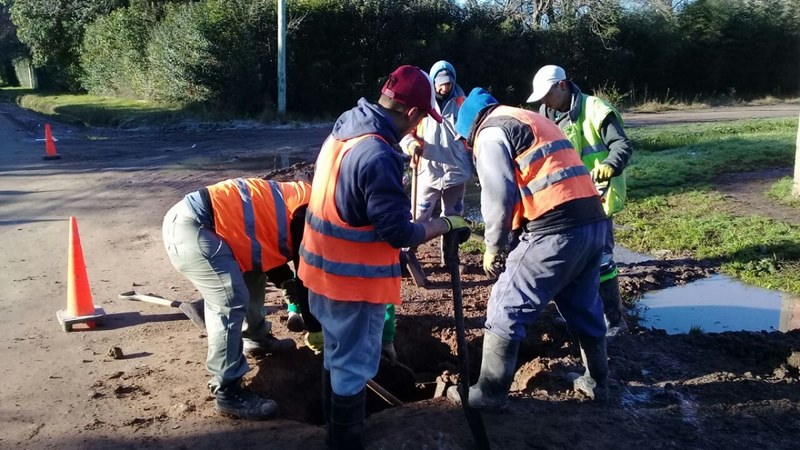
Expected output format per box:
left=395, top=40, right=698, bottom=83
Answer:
left=248, top=304, right=584, bottom=425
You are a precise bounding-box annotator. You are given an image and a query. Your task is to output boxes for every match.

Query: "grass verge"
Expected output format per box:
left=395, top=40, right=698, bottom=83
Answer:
left=616, top=190, right=800, bottom=293
left=625, top=118, right=797, bottom=197
left=0, top=87, right=191, bottom=128
left=0, top=87, right=334, bottom=129
left=766, top=177, right=800, bottom=207
left=616, top=120, right=800, bottom=294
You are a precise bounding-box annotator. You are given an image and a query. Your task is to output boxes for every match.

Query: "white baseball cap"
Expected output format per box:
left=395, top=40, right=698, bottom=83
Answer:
left=526, top=65, right=567, bottom=103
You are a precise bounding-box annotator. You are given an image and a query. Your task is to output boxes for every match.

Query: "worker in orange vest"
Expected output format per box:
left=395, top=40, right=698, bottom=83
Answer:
left=298, top=65, right=470, bottom=449
left=163, top=178, right=315, bottom=420
left=446, top=88, right=610, bottom=407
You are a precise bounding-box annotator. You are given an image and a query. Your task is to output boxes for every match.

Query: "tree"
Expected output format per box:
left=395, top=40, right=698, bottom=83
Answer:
left=4, top=0, right=126, bottom=89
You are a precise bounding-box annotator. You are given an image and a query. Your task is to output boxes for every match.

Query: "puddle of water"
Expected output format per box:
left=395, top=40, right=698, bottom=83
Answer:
left=639, top=275, right=800, bottom=334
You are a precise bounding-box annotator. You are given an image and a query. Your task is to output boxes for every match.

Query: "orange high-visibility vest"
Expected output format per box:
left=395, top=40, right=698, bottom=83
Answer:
left=207, top=179, right=311, bottom=272
left=298, top=135, right=402, bottom=304
left=477, top=106, right=598, bottom=229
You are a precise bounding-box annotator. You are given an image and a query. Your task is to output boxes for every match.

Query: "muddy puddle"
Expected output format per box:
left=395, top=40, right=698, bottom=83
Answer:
left=639, top=274, right=800, bottom=334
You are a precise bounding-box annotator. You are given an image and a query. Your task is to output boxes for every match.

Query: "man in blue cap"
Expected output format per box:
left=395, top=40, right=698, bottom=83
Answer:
left=446, top=87, right=610, bottom=407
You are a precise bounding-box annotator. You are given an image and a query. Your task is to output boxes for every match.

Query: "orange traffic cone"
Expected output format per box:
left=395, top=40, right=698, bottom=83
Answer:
left=43, top=123, right=60, bottom=160
left=56, top=217, right=105, bottom=332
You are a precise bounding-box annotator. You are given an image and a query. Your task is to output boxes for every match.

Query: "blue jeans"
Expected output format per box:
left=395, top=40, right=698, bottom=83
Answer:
left=486, top=220, right=607, bottom=340
left=309, top=293, right=385, bottom=396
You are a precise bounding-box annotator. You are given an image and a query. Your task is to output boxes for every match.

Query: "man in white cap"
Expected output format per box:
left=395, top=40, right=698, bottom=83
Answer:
left=400, top=60, right=471, bottom=271
left=527, top=65, right=633, bottom=338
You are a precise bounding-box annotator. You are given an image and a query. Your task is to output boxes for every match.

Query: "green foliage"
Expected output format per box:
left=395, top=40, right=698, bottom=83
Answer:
left=0, top=3, right=25, bottom=85
left=5, top=0, right=800, bottom=113
left=145, top=2, right=214, bottom=104
left=80, top=2, right=155, bottom=97
left=7, top=0, right=126, bottom=90
left=675, top=0, right=800, bottom=98
left=688, top=325, right=705, bottom=335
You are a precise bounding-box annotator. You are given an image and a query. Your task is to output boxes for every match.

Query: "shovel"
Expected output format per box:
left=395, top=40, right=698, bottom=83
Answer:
left=118, top=291, right=206, bottom=331
left=404, top=155, right=428, bottom=288
left=445, top=231, right=490, bottom=450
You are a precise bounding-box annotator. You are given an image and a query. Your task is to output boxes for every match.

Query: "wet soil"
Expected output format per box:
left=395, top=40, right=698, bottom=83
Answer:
left=2, top=102, right=799, bottom=449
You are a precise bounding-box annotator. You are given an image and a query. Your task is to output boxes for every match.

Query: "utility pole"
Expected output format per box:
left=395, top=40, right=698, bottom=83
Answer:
left=277, top=0, right=286, bottom=116
left=793, top=113, right=800, bottom=198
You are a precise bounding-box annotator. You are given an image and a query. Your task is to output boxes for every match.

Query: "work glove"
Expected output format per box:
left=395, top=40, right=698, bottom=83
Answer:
left=304, top=331, right=324, bottom=355
left=590, top=160, right=615, bottom=183
left=442, top=215, right=469, bottom=232
left=381, top=341, right=397, bottom=363
left=406, top=141, right=423, bottom=158
left=483, top=251, right=506, bottom=279
left=406, top=141, right=423, bottom=168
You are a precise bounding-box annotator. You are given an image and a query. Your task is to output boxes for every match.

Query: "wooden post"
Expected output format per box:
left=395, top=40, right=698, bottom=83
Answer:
left=792, top=113, right=800, bottom=198
left=277, top=0, right=287, bottom=116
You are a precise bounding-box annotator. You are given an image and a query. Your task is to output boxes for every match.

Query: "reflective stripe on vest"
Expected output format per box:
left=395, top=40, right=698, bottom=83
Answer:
left=481, top=106, right=599, bottom=223
left=298, top=134, right=402, bottom=304
left=208, top=178, right=310, bottom=272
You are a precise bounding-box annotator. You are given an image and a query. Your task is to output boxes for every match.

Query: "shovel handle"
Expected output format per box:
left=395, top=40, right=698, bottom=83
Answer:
left=411, top=157, right=419, bottom=222
left=118, top=291, right=179, bottom=308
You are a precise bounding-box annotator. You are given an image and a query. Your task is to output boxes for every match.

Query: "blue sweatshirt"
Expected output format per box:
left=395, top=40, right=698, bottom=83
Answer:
left=328, top=98, right=426, bottom=248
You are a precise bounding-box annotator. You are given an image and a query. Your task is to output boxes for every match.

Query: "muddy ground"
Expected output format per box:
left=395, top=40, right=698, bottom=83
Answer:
left=1, top=102, right=799, bottom=449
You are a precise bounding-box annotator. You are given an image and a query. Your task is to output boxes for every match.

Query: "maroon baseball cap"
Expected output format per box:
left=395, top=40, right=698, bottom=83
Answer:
left=381, top=65, right=443, bottom=123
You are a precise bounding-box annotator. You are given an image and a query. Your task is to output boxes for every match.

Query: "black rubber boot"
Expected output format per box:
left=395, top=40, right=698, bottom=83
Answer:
left=446, top=330, right=519, bottom=409
left=599, top=273, right=629, bottom=338
left=243, top=334, right=297, bottom=356
left=214, top=380, right=278, bottom=420
left=569, top=334, right=609, bottom=403
left=329, top=388, right=366, bottom=450
left=322, top=368, right=332, bottom=445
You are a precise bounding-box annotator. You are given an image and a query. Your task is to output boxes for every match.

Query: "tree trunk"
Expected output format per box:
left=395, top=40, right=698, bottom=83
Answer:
left=793, top=113, right=800, bottom=198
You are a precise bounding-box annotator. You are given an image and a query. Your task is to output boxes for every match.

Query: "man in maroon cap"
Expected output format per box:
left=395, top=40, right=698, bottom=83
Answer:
left=298, top=65, right=469, bottom=449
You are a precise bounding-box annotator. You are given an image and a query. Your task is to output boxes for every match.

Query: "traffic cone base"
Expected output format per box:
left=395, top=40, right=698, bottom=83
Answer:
left=56, top=307, right=106, bottom=332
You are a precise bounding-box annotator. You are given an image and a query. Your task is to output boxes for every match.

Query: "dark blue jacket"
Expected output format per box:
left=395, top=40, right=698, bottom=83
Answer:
left=329, top=98, right=426, bottom=248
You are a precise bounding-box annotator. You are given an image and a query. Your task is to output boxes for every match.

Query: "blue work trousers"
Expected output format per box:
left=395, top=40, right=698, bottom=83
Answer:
left=309, top=293, right=385, bottom=396
left=486, top=220, right=607, bottom=340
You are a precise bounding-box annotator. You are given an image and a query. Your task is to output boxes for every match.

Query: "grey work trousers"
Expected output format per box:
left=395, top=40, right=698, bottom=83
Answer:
left=162, top=199, right=273, bottom=391
left=412, top=182, right=466, bottom=221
